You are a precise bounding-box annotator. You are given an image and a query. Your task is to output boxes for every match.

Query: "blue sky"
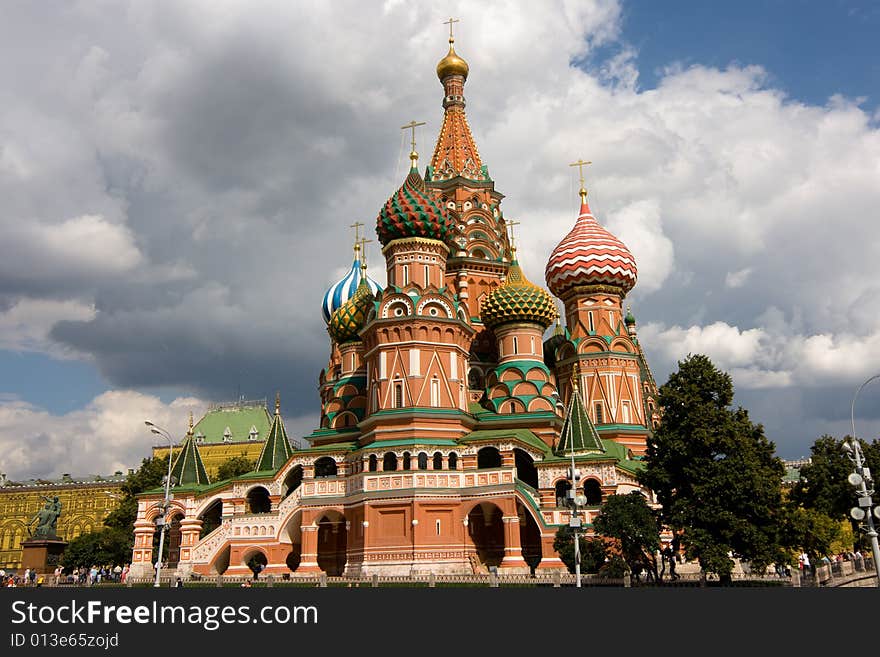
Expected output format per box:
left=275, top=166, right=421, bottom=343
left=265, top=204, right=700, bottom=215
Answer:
left=1, top=0, right=879, bottom=477
left=620, top=0, right=880, bottom=109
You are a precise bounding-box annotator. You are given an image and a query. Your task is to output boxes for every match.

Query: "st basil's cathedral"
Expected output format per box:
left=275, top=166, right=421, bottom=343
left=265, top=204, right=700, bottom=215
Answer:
left=129, top=29, right=661, bottom=579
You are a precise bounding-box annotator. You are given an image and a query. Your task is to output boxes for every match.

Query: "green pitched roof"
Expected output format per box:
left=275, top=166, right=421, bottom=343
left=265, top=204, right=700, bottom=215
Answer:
left=255, top=397, right=294, bottom=472
left=557, top=386, right=604, bottom=455
left=190, top=402, right=272, bottom=444
left=170, top=425, right=210, bottom=486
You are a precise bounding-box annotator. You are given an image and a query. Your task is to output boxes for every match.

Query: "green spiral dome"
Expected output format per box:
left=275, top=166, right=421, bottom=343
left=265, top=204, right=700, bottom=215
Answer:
left=376, top=168, right=453, bottom=247
left=481, top=259, right=558, bottom=330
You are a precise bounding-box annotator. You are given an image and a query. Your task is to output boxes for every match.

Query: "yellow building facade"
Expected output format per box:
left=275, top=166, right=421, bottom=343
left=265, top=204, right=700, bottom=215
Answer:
left=0, top=474, right=126, bottom=571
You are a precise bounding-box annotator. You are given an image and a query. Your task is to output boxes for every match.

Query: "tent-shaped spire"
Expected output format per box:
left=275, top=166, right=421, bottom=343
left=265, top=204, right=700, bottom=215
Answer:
left=557, top=372, right=604, bottom=455
left=170, top=412, right=210, bottom=486
left=255, top=393, right=294, bottom=472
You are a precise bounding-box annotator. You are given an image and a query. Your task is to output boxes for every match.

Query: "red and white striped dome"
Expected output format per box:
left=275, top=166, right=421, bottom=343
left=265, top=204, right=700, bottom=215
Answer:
left=545, top=198, right=637, bottom=297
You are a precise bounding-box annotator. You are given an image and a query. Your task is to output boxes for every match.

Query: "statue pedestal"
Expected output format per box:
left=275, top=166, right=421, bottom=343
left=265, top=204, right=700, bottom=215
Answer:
left=21, top=539, right=67, bottom=575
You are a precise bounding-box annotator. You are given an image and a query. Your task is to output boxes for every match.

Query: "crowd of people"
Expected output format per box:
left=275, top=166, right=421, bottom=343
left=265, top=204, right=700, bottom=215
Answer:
left=0, top=564, right=131, bottom=587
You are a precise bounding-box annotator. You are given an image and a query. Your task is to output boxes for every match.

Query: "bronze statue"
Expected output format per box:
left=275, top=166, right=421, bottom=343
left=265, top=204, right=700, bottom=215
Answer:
left=27, top=495, right=62, bottom=539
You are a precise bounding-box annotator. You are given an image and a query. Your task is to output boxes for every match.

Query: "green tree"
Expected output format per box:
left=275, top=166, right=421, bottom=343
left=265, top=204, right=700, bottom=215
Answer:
left=62, top=528, right=132, bottom=570
left=552, top=527, right=608, bottom=574
left=216, top=455, right=256, bottom=481
left=790, top=435, right=854, bottom=519
left=638, top=354, right=785, bottom=581
left=790, top=435, right=880, bottom=551
left=103, top=457, right=170, bottom=534
left=593, top=492, right=660, bottom=580
left=779, top=505, right=841, bottom=564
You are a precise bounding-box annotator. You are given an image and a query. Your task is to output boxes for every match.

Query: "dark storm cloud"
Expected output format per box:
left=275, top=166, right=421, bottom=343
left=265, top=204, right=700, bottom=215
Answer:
left=2, top=1, right=880, bottom=463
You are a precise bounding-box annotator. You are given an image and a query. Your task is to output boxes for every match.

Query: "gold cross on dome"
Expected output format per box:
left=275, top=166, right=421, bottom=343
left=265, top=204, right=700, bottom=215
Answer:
left=569, top=159, right=592, bottom=202
left=505, top=220, right=521, bottom=250
left=349, top=221, right=365, bottom=254
left=443, top=17, right=460, bottom=42
left=401, top=120, right=427, bottom=166
left=359, top=237, right=373, bottom=268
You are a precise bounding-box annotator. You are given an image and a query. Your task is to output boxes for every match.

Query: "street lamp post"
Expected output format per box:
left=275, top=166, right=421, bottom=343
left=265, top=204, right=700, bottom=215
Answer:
left=145, top=421, right=176, bottom=588
left=847, top=375, right=880, bottom=588
left=568, top=451, right=587, bottom=588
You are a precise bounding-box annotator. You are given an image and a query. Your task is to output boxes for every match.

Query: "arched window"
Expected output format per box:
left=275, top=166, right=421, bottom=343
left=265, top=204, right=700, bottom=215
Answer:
left=394, top=381, right=404, bottom=408
left=402, top=265, right=409, bottom=286
left=369, top=454, right=378, bottom=472
left=430, top=377, right=440, bottom=407
left=584, top=479, right=603, bottom=506
left=514, top=448, right=538, bottom=489
left=383, top=452, right=398, bottom=472
left=555, top=480, right=572, bottom=507
left=433, top=452, right=443, bottom=470
left=477, top=446, right=502, bottom=469
left=448, top=453, right=458, bottom=470
left=283, top=466, right=303, bottom=498
left=246, top=487, right=271, bottom=514
left=595, top=403, right=604, bottom=424
left=417, top=452, right=428, bottom=470
left=509, top=401, right=516, bottom=414
left=314, top=457, right=337, bottom=478
left=512, top=336, right=518, bottom=353
left=402, top=452, right=412, bottom=470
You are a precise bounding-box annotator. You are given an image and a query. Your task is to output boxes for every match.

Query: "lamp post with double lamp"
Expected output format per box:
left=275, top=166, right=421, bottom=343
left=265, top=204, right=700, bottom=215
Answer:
left=847, top=375, right=880, bottom=587
left=144, top=421, right=176, bottom=588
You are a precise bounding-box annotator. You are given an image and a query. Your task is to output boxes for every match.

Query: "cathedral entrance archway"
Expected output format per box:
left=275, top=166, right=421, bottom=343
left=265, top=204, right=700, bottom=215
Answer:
left=466, top=503, right=505, bottom=569
left=316, top=511, right=347, bottom=576
left=243, top=548, right=268, bottom=578
left=284, top=510, right=303, bottom=573
left=517, top=501, right=542, bottom=572
left=211, top=545, right=230, bottom=575
left=198, top=500, right=223, bottom=540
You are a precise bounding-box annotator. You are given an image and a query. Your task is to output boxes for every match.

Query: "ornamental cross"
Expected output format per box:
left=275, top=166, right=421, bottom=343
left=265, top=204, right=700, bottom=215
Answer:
left=505, top=220, right=521, bottom=250
left=443, top=17, right=460, bottom=41
left=359, top=237, right=373, bottom=268
left=568, top=159, right=592, bottom=190
left=401, top=120, right=426, bottom=154
left=350, top=221, right=364, bottom=245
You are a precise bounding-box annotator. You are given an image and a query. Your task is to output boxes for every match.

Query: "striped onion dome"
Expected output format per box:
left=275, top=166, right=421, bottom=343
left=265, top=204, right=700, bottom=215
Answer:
left=322, top=254, right=382, bottom=324
left=545, top=197, right=637, bottom=297
left=376, top=167, right=453, bottom=247
left=328, top=275, right=374, bottom=344
left=481, top=256, right=558, bottom=330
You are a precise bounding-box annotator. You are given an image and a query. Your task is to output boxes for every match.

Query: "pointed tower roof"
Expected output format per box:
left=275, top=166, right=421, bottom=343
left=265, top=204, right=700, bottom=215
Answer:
left=170, top=413, right=210, bottom=486
left=254, top=393, right=294, bottom=472
left=557, top=375, right=604, bottom=455
left=428, top=31, right=488, bottom=183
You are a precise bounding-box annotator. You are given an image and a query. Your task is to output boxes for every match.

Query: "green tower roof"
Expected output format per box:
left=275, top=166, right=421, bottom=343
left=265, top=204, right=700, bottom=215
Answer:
left=170, top=414, right=210, bottom=486
left=557, top=383, right=604, bottom=455
left=255, top=394, right=294, bottom=472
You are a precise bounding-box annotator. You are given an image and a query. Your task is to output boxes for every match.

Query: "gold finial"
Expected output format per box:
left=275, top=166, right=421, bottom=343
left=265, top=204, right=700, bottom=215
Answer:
left=350, top=221, right=365, bottom=257
left=569, top=159, right=592, bottom=203
left=571, top=362, right=582, bottom=392
left=401, top=120, right=427, bottom=168
left=443, top=17, right=460, bottom=44
left=275, top=392, right=281, bottom=415
left=359, top=237, right=373, bottom=271
left=505, top=220, right=521, bottom=253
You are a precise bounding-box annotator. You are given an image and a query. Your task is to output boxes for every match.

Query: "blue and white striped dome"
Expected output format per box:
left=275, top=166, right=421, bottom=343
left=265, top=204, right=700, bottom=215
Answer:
left=322, top=258, right=383, bottom=324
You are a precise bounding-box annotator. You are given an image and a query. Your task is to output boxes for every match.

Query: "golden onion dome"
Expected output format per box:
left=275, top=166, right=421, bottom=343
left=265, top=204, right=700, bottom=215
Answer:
left=436, top=41, right=469, bottom=81
left=481, top=256, right=558, bottom=330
